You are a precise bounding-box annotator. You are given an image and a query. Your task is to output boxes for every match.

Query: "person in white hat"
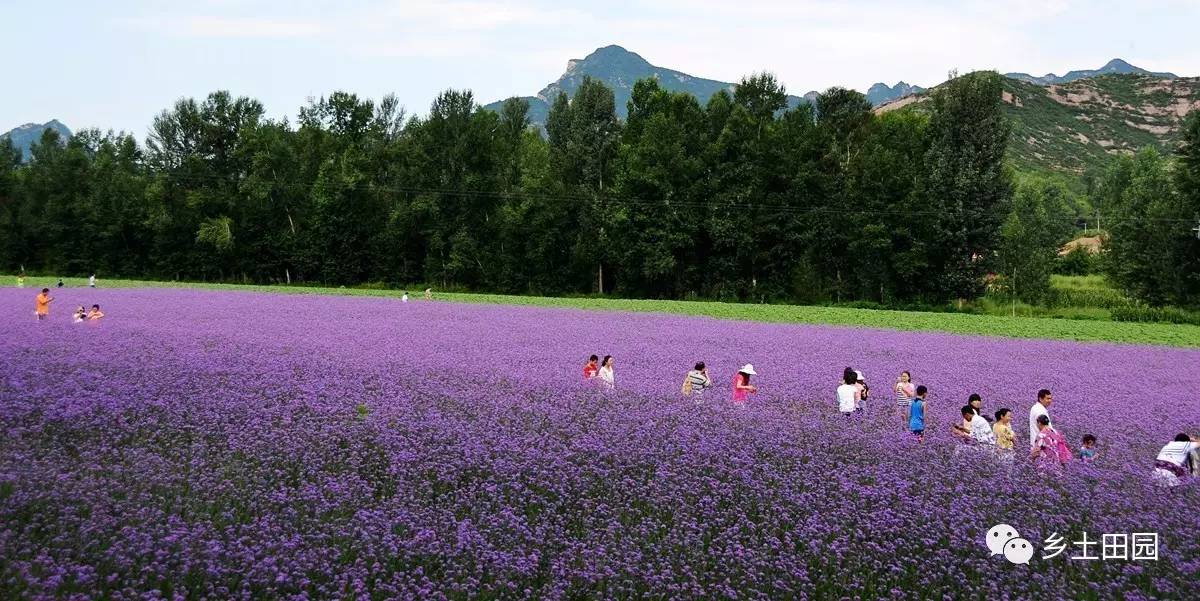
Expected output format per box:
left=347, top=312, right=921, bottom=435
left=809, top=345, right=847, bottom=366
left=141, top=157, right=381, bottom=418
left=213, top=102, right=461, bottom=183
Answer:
left=732, top=364, right=757, bottom=403
left=854, top=370, right=869, bottom=412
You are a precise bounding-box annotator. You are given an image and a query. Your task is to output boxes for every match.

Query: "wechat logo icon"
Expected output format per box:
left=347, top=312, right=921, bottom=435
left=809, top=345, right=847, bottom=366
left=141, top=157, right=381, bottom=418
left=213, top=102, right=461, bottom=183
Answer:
left=986, top=523, right=1033, bottom=565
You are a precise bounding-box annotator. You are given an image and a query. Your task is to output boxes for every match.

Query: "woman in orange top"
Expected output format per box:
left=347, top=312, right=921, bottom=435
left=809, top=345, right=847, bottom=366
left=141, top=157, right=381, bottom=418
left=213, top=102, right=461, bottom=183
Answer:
left=87, top=304, right=104, bottom=320
left=35, top=288, right=53, bottom=320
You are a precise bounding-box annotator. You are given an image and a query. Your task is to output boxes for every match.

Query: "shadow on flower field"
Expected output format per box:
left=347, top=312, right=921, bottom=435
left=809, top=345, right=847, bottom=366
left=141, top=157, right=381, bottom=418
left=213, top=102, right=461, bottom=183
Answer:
left=1, top=288, right=1198, bottom=599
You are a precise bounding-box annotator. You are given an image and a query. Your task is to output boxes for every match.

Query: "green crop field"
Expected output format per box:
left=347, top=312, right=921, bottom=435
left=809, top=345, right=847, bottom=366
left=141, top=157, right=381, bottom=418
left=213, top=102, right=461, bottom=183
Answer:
left=9, top=274, right=1199, bottom=348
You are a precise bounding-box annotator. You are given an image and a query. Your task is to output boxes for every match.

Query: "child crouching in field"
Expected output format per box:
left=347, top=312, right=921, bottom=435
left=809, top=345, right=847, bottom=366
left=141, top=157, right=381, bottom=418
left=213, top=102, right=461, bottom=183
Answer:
left=1079, top=434, right=1097, bottom=462
left=909, top=386, right=927, bottom=442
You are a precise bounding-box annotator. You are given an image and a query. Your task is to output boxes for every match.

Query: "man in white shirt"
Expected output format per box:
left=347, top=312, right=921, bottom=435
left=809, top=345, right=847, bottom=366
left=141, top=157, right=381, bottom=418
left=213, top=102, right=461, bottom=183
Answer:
left=1153, top=433, right=1199, bottom=487
left=1029, top=389, right=1053, bottom=448
left=88, top=273, right=96, bottom=288
left=959, top=405, right=996, bottom=445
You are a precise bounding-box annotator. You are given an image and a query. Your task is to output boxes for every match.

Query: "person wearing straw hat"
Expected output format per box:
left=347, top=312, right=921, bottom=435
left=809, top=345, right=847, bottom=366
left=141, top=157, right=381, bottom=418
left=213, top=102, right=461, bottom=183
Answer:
left=732, top=364, right=757, bottom=403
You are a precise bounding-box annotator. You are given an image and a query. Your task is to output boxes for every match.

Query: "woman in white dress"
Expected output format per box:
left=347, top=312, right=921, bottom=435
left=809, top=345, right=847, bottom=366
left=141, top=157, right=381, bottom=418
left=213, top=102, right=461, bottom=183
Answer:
left=598, top=355, right=615, bottom=390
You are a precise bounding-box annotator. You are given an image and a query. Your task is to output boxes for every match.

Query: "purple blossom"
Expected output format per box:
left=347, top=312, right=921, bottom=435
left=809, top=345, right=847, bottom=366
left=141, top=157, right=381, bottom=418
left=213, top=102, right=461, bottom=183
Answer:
left=1, top=288, right=1198, bottom=599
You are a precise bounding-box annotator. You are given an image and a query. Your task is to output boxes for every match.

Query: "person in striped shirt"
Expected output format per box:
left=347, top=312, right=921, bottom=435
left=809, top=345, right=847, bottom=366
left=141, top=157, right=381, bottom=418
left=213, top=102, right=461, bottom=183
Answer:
left=894, top=370, right=915, bottom=431
left=682, top=362, right=711, bottom=401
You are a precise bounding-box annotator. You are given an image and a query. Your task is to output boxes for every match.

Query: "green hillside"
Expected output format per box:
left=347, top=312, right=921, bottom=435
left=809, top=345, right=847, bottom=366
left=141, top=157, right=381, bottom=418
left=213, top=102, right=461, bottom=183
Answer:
left=880, top=73, right=1200, bottom=178
left=1002, top=74, right=1200, bottom=175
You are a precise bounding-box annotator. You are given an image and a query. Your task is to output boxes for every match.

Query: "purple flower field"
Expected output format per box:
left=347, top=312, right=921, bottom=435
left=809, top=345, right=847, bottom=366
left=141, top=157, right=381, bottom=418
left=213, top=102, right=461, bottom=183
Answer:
left=2, top=288, right=1198, bottom=600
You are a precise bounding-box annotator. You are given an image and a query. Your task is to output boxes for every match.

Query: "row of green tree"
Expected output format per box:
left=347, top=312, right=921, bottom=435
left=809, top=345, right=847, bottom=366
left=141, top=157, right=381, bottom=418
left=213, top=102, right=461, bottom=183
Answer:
left=1, top=71, right=1197, bottom=306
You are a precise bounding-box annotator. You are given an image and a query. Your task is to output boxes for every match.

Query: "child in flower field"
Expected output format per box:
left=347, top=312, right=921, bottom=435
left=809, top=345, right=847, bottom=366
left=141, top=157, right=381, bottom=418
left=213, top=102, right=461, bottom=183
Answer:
left=1079, top=434, right=1097, bottom=462
left=909, top=385, right=927, bottom=441
left=583, top=355, right=599, bottom=380
left=1030, top=415, right=1070, bottom=468
left=72, top=306, right=87, bottom=323
left=895, top=371, right=915, bottom=430
left=87, top=304, right=104, bottom=320
left=854, top=371, right=868, bottom=412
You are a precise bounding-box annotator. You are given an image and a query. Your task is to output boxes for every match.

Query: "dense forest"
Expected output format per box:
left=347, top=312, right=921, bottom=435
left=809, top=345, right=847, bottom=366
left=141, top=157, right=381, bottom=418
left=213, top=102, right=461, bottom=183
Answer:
left=2, top=71, right=1198, bottom=306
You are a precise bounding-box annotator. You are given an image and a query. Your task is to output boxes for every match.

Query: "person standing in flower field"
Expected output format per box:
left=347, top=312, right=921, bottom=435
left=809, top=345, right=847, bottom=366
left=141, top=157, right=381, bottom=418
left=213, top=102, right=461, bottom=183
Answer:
left=16, top=271, right=25, bottom=288
left=733, top=364, right=757, bottom=403
left=1030, top=414, right=1070, bottom=468
left=682, top=362, right=711, bottom=400
left=35, top=288, right=53, bottom=320
left=894, top=371, right=915, bottom=431
left=88, top=273, right=97, bottom=288
left=854, top=371, right=868, bottom=412
left=909, top=385, right=927, bottom=441
left=583, top=355, right=599, bottom=380
left=424, top=288, right=432, bottom=300
left=598, top=355, right=615, bottom=390
left=1029, top=389, right=1053, bottom=448
left=836, top=370, right=857, bottom=416
left=968, top=393, right=992, bottom=423
left=993, top=408, right=1016, bottom=454
left=401, top=291, right=409, bottom=303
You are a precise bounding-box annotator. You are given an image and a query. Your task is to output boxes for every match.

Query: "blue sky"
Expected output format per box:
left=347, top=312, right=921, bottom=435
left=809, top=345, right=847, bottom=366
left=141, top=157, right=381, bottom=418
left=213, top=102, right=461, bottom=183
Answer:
left=4, top=0, right=1199, bottom=137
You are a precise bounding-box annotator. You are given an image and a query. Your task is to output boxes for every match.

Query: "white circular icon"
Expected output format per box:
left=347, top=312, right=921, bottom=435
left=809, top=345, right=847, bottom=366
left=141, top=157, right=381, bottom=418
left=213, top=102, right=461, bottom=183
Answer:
left=1002, top=538, right=1034, bottom=565
left=985, top=523, right=1020, bottom=556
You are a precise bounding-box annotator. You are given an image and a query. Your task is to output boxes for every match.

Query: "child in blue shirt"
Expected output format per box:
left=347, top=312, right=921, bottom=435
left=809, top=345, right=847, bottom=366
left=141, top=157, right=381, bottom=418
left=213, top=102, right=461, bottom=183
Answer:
left=909, top=385, right=927, bottom=442
left=1079, top=434, right=1097, bottom=462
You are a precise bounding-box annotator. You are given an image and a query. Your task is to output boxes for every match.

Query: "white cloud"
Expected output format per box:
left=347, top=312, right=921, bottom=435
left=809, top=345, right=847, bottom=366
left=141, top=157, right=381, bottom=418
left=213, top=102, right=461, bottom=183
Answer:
left=115, top=16, right=324, bottom=38
left=386, top=0, right=590, bottom=30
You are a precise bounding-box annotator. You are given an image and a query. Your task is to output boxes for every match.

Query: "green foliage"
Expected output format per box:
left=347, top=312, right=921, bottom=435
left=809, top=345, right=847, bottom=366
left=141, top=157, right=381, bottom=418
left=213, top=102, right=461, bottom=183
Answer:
left=1111, top=305, right=1200, bottom=325
left=923, top=71, right=1013, bottom=302
left=0, top=73, right=1066, bottom=310
left=1054, top=246, right=1101, bottom=276
left=996, top=179, right=1075, bottom=304
left=1001, top=75, right=1200, bottom=178
left=1102, top=145, right=1199, bottom=306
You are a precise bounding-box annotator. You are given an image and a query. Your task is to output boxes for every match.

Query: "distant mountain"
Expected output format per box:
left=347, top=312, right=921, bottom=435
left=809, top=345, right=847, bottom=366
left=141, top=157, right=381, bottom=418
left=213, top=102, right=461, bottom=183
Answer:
left=1005, top=58, right=1176, bottom=86
left=485, top=45, right=925, bottom=129
left=485, top=46, right=936, bottom=129
left=1, top=120, right=72, bottom=161
left=866, top=81, right=925, bottom=106
left=484, top=45, right=808, bottom=127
